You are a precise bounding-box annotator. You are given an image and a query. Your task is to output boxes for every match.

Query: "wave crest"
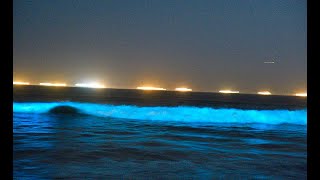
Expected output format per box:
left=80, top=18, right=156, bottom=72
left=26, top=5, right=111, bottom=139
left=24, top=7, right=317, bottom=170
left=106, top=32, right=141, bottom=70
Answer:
left=48, top=105, right=79, bottom=114
left=13, top=102, right=307, bottom=125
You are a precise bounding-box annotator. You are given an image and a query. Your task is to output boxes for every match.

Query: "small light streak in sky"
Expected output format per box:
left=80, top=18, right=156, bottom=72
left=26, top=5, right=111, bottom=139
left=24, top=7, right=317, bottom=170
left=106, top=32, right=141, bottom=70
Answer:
left=137, top=86, right=166, bottom=91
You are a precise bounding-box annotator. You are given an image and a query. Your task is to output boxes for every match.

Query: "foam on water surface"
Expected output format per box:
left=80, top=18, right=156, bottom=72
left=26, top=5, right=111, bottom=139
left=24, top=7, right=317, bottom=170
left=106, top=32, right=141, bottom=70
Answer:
left=13, top=102, right=306, bottom=125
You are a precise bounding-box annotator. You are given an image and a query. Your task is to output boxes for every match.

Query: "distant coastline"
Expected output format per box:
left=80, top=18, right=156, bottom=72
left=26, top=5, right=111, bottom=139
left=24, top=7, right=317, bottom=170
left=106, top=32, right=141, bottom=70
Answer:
left=13, top=85, right=307, bottom=110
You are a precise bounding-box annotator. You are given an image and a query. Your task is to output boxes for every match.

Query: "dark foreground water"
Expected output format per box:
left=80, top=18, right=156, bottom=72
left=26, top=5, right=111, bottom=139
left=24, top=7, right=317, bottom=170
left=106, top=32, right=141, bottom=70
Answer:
left=13, top=86, right=307, bottom=179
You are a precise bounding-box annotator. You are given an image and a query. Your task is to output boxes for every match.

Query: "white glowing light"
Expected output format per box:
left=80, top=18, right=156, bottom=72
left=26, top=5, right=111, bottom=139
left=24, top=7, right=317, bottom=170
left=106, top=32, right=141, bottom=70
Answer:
left=137, top=86, right=166, bottom=91
left=175, top=88, right=192, bottom=92
left=75, top=83, right=105, bottom=88
left=264, top=62, right=275, bottom=64
left=219, top=90, right=239, bottom=94
left=295, top=93, right=307, bottom=97
left=39, top=83, right=66, bottom=87
left=13, top=82, right=30, bottom=85
left=258, top=91, right=271, bottom=95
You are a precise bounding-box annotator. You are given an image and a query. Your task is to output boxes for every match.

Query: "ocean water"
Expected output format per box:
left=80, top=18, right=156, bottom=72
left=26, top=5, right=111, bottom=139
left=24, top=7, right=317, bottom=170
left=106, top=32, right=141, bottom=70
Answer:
left=13, top=86, right=307, bottom=179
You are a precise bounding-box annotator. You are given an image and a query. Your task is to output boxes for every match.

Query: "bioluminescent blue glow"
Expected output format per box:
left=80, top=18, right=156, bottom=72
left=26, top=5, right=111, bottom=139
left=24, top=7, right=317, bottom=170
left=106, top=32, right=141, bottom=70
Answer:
left=13, top=102, right=307, bottom=125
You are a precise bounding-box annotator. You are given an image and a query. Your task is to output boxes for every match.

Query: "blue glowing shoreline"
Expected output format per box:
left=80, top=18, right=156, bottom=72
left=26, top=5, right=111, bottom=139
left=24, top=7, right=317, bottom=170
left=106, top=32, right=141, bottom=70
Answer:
left=13, top=102, right=307, bottom=125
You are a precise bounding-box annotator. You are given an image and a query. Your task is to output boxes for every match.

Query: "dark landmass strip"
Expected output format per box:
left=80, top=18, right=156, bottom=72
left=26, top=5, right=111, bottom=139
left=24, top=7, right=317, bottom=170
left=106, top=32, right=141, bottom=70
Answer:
left=13, top=85, right=307, bottom=110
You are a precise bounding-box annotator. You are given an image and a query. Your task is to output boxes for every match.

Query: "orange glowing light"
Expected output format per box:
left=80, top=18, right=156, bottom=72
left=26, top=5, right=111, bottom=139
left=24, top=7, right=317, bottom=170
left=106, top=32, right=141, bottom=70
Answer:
left=137, top=86, right=166, bottom=91
left=13, top=82, right=30, bottom=85
left=39, top=83, right=66, bottom=87
left=257, top=91, right=271, bottom=95
left=175, top=88, right=192, bottom=92
left=295, top=93, right=307, bottom=97
left=75, top=83, right=105, bottom=88
left=219, top=90, right=239, bottom=94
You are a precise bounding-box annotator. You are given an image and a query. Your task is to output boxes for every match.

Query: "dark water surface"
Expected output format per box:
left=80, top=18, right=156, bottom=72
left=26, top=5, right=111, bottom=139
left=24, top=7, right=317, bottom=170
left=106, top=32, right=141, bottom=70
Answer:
left=13, top=86, right=307, bottom=179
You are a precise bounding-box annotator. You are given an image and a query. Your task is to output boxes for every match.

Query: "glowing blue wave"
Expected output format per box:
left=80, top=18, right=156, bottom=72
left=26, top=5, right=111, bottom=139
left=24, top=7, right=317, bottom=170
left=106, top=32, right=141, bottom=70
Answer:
left=13, top=102, right=307, bottom=125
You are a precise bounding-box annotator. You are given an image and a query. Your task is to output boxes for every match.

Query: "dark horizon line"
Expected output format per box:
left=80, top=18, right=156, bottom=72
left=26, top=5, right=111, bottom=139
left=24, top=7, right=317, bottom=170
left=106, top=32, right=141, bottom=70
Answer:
left=13, top=84, right=307, bottom=97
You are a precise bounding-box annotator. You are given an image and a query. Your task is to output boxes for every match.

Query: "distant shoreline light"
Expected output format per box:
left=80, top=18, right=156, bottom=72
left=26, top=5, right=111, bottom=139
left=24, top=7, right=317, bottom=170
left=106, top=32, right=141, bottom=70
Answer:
left=13, top=82, right=30, bottom=85
left=12, top=80, right=305, bottom=96
left=137, top=86, right=166, bottom=91
left=175, top=87, right=192, bottom=92
left=219, top=90, right=239, bottom=94
left=75, top=83, right=105, bottom=88
left=257, top=91, right=271, bottom=95
left=39, top=83, right=66, bottom=87
left=295, top=93, right=307, bottom=97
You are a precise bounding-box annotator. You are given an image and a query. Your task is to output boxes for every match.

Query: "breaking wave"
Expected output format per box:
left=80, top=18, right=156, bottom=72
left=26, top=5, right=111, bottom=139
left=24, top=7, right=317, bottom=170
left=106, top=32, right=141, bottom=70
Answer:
left=13, top=102, right=307, bottom=125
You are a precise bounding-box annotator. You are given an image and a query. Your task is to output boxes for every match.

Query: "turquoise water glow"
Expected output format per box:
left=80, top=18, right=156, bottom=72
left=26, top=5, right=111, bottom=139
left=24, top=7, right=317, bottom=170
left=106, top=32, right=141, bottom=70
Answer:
left=13, top=102, right=306, bottom=125
left=13, top=101, right=307, bottom=178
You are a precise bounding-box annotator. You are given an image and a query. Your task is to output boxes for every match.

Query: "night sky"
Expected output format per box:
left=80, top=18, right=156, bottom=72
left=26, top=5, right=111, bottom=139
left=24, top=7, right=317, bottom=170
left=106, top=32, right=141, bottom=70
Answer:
left=13, top=0, right=306, bottom=95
